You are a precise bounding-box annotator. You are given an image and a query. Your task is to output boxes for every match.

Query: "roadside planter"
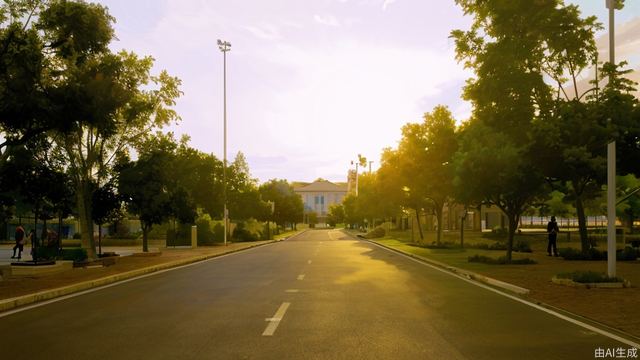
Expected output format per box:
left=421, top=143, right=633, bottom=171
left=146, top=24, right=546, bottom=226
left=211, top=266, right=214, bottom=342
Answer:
left=552, top=271, right=632, bottom=289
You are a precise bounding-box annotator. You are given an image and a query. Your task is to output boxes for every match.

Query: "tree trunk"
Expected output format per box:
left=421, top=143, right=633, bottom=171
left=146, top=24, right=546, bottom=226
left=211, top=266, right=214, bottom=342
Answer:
left=57, top=213, right=63, bottom=251
left=33, top=203, right=39, bottom=263
left=506, top=213, right=519, bottom=262
left=98, top=223, right=102, bottom=256
left=415, top=210, right=424, bottom=242
left=574, top=194, right=590, bottom=253
left=76, top=179, right=96, bottom=259
left=460, top=215, right=465, bottom=248
left=142, top=221, right=150, bottom=253
left=435, top=203, right=444, bottom=245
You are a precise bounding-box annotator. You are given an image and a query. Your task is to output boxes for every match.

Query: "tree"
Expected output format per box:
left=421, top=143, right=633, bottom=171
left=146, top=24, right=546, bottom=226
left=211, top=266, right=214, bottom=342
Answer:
left=92, top=182, right=122, bottom=255
left=410, top=106, right=458, bottom=244
left=451, top=0, right=600, bottom=261
left=377, top=146, right=428, bottom=241
left=259, top=180, right=303, bottom=231
left=455, top=121, right=546, bottom=260
left=327, top=204, right=345, bottom=227
left=227, top=152, right=269, bottom=221
left=1, top=1, right=182, bottom=259
left=118, top=133, right=195, bottom=252
left=173, top=139, right=223, bottom=218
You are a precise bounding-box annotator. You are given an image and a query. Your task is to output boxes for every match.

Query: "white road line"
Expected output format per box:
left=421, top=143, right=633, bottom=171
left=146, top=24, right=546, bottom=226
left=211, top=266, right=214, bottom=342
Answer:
left=285, top=289, right=299, bottom=293
left=297, top=274, right=305, bottom=280
left=365, top=240, right=640, bottom=349
left=262, top=302, right=290, bottom=336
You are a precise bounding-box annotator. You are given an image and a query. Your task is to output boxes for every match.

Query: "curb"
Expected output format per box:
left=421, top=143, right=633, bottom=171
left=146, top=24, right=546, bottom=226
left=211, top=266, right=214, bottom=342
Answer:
left=347, top=232, right=530, bottom=295
left=0, top=238, right=287, bottom=313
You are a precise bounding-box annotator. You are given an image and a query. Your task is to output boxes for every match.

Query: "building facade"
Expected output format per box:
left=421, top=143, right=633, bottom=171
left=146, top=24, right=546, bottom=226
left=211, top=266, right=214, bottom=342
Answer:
left=293, top=179, right=348, bottom=224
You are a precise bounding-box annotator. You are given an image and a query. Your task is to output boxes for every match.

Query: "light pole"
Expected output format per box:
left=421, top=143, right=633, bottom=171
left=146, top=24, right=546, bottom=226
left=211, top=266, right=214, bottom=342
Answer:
left=605, top=0, right=616, bottom=277
left=350, top=160, right=359, bottom=196
left=218, top=39, right=231, bottom=246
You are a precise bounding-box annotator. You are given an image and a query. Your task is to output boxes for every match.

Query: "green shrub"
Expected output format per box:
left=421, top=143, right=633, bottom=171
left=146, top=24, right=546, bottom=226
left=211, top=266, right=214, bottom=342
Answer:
left=468, top=254, right=536, bottom=265
left=166, top=224, right=191, bottom=247
left=559, top=247, right=638, bottom=261
left=421, top=241, right=461, bottom=249
left=514, top=239, right=532, bottom=253
left=363, top=227, right=386, bottom=239
left=32, top=247, right=59, bottom=261
left=559, top=247, right=604, bottom=260
left=196, top=217, right=215, bottom=245
left=617, top=247, right=639, bottom=261
left=489, top=241, right=507, bottom=250
left=232, top=222, right=261, bottom=242
left=557, top=271, right=622, bottom=283
left=466, top=242, right=490, bottom=250
left=61, top=248, right=88, bottom=262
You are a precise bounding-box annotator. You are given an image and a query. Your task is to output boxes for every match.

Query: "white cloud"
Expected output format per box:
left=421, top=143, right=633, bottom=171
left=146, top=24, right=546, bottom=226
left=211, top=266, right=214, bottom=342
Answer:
left=244, top=23, right=282, bottom=40
left=382, top=0, right=397, bottom=11
left=314, top=14, right=341, bottom=27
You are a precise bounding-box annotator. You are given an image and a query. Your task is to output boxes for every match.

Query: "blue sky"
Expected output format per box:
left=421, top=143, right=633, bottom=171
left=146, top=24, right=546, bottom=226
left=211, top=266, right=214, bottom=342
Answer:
left=98, top=0, right=640, bottom=183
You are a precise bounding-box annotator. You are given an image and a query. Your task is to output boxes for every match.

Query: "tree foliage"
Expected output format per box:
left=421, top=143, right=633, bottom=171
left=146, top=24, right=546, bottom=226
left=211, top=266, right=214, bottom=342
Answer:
left=258, top=179, right=303, bottom=230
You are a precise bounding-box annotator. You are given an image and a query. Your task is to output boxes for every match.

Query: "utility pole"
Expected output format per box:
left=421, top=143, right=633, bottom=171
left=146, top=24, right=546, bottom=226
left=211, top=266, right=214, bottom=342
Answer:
left=218, top=39, right=231, bottom=246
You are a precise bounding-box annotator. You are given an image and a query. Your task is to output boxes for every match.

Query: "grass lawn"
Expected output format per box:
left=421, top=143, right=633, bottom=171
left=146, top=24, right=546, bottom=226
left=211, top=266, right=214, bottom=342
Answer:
left=361, top=229, right=640, bottom=338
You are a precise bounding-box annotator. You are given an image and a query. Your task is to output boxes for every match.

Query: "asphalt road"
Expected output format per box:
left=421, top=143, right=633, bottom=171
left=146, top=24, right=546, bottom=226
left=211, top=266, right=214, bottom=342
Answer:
left=0, top=230, right=633, bottom=359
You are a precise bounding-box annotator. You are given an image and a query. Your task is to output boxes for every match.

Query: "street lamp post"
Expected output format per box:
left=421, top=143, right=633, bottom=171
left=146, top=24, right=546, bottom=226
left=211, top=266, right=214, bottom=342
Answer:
left=605, top=0, right=616, bottom=277
left=218, top=39, right=231, bottom=246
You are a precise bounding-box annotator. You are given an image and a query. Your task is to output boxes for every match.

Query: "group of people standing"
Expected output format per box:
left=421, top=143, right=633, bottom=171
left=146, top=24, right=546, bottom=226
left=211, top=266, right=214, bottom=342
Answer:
left=10, top=225, right=58, bottom=260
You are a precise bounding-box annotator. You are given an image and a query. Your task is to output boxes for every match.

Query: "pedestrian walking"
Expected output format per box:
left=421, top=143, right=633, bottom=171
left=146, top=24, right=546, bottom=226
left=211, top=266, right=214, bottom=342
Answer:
left=11, top=225, right=26, bottom=259
left=547, top=216, right=560, bottom=257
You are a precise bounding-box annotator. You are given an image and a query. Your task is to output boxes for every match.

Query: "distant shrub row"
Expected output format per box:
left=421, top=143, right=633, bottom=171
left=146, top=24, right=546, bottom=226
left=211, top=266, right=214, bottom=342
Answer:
left=467, top=255, right=537, bottom=265
left=362, top=227, right=386, bottom=239
left=558, top=247, right=639, bottom=261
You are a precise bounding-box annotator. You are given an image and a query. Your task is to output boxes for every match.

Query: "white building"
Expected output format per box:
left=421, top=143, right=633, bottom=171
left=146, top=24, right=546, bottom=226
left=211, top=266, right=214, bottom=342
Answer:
left=294, top=179, right=348, bottom=224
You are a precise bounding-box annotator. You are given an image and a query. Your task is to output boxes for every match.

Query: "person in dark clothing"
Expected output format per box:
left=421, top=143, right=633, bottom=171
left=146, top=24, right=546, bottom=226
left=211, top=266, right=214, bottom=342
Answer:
left=11, top=225, right=26, bottom=259
left=547, top=216, right=560, bottom=257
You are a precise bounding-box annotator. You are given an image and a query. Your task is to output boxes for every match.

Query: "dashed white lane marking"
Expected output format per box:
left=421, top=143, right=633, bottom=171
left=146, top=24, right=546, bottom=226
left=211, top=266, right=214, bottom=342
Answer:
left=297, top=274, right=305, bottom=280
left=285, top=289, right=299, bottom=293
left=262, top=302, right=290, bottom=336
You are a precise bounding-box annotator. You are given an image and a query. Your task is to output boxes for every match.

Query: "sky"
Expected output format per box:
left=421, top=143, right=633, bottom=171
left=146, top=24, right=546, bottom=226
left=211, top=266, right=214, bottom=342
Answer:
left=97, top=0, right=640, bottom=184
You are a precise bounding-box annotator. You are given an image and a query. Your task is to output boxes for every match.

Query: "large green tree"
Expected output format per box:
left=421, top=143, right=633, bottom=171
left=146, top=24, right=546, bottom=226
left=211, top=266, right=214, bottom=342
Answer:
left=451, top=0, right=602, bottom=261
left=2, top=1, right=181, bottom=258
left=118, top=133, right=195, bottom=252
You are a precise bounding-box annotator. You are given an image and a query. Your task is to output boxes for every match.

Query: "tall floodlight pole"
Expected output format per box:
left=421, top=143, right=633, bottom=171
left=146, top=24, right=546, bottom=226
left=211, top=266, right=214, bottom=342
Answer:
left=350, top=160, right=359, bottom=196
left=218, top=39, right=231, bottom=246
left=606, top=0, right=616, bottom=277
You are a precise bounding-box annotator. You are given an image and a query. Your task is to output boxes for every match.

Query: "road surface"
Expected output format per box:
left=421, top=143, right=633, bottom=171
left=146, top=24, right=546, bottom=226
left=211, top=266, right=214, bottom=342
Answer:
left=0, top=230, right=633, bottom=359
